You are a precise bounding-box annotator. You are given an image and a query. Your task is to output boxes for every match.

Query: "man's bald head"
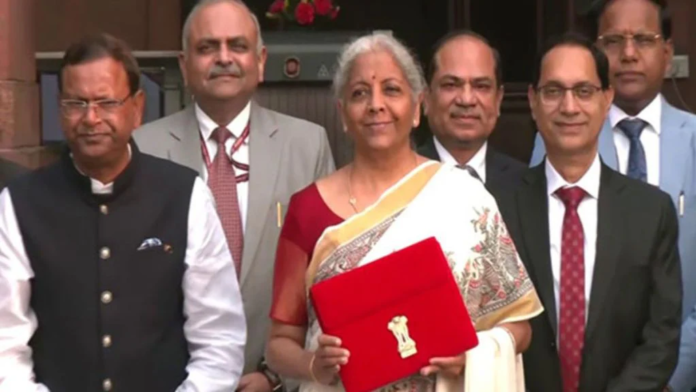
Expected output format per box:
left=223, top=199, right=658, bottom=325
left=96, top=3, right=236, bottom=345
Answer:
left=182, top=0, right=263, bottom=54
left=427, top=30, right=503, bottom=88
left=178, top=0, right=267, bottom=109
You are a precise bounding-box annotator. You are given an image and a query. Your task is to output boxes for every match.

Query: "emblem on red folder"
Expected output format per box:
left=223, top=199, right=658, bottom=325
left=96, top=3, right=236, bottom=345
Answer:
left=310, top=238, right=479, bottom=392
left=388, top=315, right=417, bottom=358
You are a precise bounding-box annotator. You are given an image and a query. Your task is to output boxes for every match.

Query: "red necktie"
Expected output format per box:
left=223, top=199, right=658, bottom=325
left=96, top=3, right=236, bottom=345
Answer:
left=208, top=127, right=244, bottom=277
left=556, top=186, right=586, bottom=392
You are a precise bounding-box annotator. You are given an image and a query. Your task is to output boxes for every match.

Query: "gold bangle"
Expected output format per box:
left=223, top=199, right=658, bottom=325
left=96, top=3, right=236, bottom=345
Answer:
left=309, top=353, right=320, bottom=383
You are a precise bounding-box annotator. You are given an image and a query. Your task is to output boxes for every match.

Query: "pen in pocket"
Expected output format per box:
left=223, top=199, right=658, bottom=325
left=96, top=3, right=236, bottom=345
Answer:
left=277, top=202, right=282, bottom=228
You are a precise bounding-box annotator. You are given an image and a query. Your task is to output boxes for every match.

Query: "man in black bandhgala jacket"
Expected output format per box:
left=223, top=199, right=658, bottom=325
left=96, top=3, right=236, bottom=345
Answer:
left=0, top=33, right=247, bottom=392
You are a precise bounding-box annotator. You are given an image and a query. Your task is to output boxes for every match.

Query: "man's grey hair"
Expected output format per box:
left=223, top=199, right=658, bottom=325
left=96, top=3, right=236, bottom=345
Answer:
left=181, top=0, right=264, bottom=54
left=333, top=32, right=425, bottom=102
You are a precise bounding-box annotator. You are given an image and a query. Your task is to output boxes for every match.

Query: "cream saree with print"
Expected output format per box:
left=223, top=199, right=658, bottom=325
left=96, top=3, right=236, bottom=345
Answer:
left=301, top=161, right=543, bottom=392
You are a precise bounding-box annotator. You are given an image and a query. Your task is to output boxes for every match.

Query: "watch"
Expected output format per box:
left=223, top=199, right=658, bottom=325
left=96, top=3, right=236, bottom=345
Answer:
left=258, top=359, right=284, bottom=392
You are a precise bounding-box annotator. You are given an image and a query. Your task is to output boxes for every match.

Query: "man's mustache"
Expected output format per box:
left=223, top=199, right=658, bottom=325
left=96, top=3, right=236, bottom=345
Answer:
left=208, top=63, right=243, bottom=79
left=77, top=127, right=111, bottom=136
left=450, top=108, right=480, bottom=118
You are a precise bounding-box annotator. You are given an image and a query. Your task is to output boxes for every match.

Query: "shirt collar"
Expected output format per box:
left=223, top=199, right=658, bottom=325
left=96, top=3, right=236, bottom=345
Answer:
left=433, top=136, right=488, bottom=182
left=609, top=93, right=662, bottom=134
left=545, top=153, right=601, bottom=200
left=71, top=144, right=132, bottom=195
left=195, top=101, right=252, bottom=143
left=468, top=141, right=487, bottom=182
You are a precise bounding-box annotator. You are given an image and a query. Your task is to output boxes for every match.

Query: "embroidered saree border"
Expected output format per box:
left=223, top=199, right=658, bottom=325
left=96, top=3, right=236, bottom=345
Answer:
left=304, top=161, right=441, bottom=292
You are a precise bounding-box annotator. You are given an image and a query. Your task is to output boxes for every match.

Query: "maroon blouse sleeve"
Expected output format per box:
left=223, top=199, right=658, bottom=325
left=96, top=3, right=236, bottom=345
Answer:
left=270, top=184, right=343, bottom=326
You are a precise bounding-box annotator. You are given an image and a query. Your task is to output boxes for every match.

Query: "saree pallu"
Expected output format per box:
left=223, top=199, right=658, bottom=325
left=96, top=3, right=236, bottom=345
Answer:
left=301, top=161, right=544, bottom=392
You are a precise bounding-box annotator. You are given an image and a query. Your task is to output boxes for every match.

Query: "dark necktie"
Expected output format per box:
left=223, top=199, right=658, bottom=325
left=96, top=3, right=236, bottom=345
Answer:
left=457, top=164, right=482, bottom=183
left=208, top=127, right=244, bottom=277
left=556, top=186, right=587, bottom=392
left=617, top=119, right=647, bottom=182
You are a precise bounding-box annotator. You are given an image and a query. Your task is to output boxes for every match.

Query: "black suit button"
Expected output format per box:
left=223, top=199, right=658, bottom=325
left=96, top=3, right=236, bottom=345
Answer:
left=550, top=341, right=556, bottom=348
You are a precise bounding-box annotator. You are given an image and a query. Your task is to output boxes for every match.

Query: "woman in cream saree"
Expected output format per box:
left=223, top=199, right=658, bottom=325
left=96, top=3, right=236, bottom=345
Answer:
left=304, top=161, right=542, bottom=392
left=266, top=32, right=543, bottom=392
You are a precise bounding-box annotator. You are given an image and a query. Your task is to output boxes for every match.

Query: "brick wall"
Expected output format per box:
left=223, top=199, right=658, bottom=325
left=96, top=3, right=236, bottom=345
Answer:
left=0, top=0, right=53, bottom=169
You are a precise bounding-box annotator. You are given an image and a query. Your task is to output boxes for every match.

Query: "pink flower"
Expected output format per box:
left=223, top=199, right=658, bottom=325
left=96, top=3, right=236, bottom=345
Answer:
left=313, top=0, right=333, bottom=15
left=268, top=0, right=284, bottom=13
left=295, top=2, right=315, bottom=25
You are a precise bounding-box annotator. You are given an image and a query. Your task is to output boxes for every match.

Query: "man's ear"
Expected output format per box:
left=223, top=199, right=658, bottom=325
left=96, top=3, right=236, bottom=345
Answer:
left=178, top=52, right=189, bottom=88
left=257, top=46, right=268, bottom=83
left=132, top=89, right=146, bottom=128
left=527, top=85, right=538, bottom=121
left=603, top=86, right=615, bottom=116
left=495, top=85, right=505, bottom=117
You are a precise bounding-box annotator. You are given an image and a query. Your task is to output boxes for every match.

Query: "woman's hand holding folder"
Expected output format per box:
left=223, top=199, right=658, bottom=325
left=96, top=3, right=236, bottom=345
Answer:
left=310, top=334, right=351, bottom=385
left=420, top=353, right=467, bottom=378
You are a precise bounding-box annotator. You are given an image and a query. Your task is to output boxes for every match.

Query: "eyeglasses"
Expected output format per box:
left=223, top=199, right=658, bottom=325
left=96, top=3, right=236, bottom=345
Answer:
left=536, top=84, right=603, bottom=106
left=59, top=95, right=132, bottom=118
left=597, top=33, right=662, bottom=52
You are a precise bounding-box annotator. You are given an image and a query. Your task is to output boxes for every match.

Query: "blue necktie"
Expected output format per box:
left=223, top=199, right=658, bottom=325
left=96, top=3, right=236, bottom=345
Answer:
left=617, top=119, right=647, bottom=182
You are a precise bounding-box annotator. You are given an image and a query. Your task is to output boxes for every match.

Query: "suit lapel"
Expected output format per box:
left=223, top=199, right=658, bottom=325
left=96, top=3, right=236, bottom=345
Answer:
left=585, top=165, right=624, bottom=342
left=167, top=106, right=204, bottom=174
left=484, top=150, right=507, bottom=198
left=241, top=102, right=282, bottom=286
left=516, top=164, right=558, bottom=335
left=659, top=99, right=691, bottom=203
left=485, top=149, right=507, bottom=183
left=598, top=119, right=618, bottom=170
left=417, top=136, right=440, bottom=161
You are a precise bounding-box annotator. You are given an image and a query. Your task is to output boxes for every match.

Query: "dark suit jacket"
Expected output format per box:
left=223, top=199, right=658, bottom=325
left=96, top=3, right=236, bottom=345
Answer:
left=0, top=158, right=27, bottom=190
left=417, top=137, right=526, bottom=208
left=501, top=161, right=682, bottom=392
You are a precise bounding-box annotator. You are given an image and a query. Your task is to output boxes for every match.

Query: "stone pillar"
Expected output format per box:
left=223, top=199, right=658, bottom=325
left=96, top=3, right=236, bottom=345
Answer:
left=0, top=0, right=43, bottom=168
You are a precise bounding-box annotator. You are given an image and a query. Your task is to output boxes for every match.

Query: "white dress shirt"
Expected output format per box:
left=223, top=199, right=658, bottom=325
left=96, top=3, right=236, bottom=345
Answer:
left=433, top=136, right=488, bottom=183
left=546, top=154, right=601, bottom=327
left=0, top=176, right=247, bottom=391
left=610, top=94, right=661, bottom=186
left=196, top=102, right=250, bottom=232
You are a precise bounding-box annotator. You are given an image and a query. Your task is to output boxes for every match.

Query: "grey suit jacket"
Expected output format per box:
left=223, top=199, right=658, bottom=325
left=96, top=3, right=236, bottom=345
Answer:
left=133, top=102, right=336, bottom=374
left=529, top=97, right=696, bottom=391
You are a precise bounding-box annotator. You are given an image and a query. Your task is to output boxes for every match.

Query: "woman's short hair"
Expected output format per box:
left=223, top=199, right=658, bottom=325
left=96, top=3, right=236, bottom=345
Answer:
left=332, top=32, right=425, bottom=102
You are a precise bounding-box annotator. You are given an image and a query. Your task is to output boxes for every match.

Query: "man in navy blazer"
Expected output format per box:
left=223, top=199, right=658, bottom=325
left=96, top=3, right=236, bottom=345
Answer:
left=530, top=1, right=696, bottom=389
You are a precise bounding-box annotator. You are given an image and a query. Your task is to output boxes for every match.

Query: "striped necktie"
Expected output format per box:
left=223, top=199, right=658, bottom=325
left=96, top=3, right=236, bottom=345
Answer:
left=617, top=119, right=648, bottom=182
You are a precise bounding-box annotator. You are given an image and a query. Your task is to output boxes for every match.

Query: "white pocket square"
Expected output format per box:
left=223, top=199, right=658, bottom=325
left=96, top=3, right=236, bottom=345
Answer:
left=138, top=238, right=163, bottom=251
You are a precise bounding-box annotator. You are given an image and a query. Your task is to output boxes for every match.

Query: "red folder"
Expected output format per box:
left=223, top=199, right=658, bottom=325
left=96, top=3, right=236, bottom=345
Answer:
left=309, top=237, right=478, bottom=392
